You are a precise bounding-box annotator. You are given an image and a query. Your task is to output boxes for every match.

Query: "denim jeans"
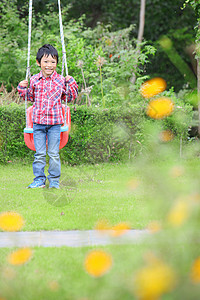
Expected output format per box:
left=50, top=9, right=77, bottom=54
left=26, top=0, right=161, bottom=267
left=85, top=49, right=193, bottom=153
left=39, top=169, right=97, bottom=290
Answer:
left=32, top=124, right=61, bottom=184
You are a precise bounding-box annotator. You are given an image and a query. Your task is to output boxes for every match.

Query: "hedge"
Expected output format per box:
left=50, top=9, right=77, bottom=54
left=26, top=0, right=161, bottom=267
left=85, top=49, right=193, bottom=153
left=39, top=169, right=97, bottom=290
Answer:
left=0, top=104, right=144, bottom=164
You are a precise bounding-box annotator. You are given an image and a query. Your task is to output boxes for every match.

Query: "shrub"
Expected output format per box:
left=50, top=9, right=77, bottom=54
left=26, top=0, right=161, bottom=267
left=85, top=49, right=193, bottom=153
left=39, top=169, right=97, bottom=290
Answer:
left=0, top=1, right=156, bottom=108
left=0, top=95, right=193, bottom=164
left=0, top=104, right=143, bottom=164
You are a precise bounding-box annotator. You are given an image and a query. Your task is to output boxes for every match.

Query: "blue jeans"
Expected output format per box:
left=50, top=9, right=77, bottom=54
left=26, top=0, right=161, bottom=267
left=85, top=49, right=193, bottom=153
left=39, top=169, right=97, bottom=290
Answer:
left=33, top=124, right=61, bottom=184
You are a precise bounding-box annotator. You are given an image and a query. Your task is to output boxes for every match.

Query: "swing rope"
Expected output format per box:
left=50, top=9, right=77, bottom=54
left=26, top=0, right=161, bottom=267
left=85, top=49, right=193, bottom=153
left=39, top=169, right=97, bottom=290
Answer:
left=25, top=0, right=33, bottom=128
left=25, top=0, right=68, bottom=128
left=58, top=0, right=68, bottom=127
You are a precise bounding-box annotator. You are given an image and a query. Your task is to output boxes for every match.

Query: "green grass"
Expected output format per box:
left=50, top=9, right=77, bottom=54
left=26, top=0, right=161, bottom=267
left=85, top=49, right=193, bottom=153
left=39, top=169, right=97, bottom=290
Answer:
left=0, top=162, right=157, bottom=231
left=1, top=155, right=200, bottom=300
left=0, top=244, right=148, bottom=300
left=1, top=240, right=200, bottom=300
left=1, top=157, right=200, bottom=231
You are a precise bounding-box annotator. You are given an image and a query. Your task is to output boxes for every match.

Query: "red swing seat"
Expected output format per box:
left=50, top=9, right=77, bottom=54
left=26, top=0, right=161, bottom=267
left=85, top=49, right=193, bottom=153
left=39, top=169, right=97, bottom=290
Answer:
left=24, top=104, right=71, bottom=151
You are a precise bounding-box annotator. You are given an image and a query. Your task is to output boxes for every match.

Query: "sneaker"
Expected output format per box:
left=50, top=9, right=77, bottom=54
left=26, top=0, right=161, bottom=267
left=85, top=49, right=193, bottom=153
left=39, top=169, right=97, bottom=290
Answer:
left=49, top=181, right=60, bottom=189
left=27, top=180, right=46, bottom=189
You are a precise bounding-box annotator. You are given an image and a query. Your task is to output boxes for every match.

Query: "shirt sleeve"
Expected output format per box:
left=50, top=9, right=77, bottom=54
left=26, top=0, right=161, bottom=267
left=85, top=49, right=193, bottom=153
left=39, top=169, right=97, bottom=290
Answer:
left=17, top=79, right=34, bottom=102
left=63, top=77, right=78, bottom=103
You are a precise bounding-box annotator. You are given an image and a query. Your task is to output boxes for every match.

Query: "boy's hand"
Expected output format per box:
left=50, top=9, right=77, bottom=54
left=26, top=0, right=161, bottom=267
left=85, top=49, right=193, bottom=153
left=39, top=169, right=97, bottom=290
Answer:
left=19, top=80, right=28, bottom=87
left=65, top=75, right=72, bottom=82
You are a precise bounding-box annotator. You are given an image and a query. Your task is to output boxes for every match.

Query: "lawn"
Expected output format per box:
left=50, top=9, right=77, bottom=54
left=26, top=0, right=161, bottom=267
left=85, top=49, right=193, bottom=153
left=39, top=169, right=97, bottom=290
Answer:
left=1, top=155, right=200, bottom=231
left=0, top=162, right=158, bottom=231
left=1, top=154, right=200, bottom=300
left=0, top=244, right=147, bottom=300
left=0, top=240, right=200, bottom=300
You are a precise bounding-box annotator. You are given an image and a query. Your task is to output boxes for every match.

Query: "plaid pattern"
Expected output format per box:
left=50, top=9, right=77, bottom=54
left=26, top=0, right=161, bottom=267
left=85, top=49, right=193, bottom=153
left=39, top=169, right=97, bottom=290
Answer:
left=17, top=71, right=78, bottom=125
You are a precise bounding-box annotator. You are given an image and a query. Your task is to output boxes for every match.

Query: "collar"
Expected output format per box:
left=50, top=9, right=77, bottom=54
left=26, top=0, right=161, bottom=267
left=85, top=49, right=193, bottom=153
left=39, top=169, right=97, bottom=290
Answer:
left=38, top=70, right=57, bottom=80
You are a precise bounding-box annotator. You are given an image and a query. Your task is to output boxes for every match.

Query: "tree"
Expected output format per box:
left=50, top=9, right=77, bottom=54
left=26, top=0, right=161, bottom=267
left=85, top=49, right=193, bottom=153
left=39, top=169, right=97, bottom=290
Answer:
left=131, top=0, right=146, bottom=84
left=184, top=0, right=200, bottom=133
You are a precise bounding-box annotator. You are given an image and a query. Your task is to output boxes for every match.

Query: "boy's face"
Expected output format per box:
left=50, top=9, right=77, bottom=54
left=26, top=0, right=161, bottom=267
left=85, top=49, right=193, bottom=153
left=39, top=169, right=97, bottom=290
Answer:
left=36, top=54, right=57, bottom=78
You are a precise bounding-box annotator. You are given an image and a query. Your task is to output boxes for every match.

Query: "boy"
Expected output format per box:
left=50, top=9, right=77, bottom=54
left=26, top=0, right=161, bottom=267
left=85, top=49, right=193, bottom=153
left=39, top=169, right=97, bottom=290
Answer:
left=17, top=44, right=78, bottom=189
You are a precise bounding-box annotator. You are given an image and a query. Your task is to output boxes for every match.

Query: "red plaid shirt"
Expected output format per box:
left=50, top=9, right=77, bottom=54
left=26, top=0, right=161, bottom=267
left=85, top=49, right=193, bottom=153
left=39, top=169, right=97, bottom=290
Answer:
left=17, top=71, right=78, bottom=125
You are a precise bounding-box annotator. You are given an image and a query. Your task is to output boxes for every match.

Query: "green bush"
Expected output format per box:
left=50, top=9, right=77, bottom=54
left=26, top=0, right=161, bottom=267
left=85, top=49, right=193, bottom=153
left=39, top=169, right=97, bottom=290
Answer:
left=0, top=1, right=156, bottom=108
left=0, top=104, right=144, bottom=164
left=0, top=104, right=33, bottom=163
left=0, top=95, right=193, bottom=164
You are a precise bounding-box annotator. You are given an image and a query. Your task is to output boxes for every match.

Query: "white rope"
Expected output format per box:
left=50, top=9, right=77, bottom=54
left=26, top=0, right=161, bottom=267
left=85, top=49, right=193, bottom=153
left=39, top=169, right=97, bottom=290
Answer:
left=58, top=0, right=68, bottom=76
left=25, top=0, right=68, bottom=128
left=58, top=0, right=68, bottom=127
left=25, top=0, right=33, bottom=128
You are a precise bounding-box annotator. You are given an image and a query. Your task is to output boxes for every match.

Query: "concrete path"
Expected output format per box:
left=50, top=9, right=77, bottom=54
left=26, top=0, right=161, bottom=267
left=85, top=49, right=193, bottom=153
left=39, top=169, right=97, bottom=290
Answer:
left=0, top=230, right=150, bottom=247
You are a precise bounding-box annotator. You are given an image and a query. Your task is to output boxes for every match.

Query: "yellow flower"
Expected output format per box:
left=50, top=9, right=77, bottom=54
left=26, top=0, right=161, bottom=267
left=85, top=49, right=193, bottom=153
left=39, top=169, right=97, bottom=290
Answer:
left=110, top=222, right=130, bottom=237
left=146, top=97, right=174, bottom=119
left=2, top=266, right=16, bottom=280
left=159, top=130, right=174, bottom=142
left=140, top=77, right=167, bottom=98
left=167, top=200, right=190, bottom=227
left=147, top=221, right=162, bottom=233
left=7, top=248, right=32, bottom=265
left=133, top=259, right=176, bottom=300
left=48, top=280, right=60, bottom=291
left=95, top=219, right=110, bottom=231
left=84, top=250, right=112, bottom=277
left=0, top=212, right=24, bottom=231
left=105, top=39, right=112, bottom=46
left=170, top=166, right=184, bottom=178
left=190, top=257, right=200, bottom=283
left=189, top=193, right=200, bottom=203
left=127, top=178, right=140, bottom=191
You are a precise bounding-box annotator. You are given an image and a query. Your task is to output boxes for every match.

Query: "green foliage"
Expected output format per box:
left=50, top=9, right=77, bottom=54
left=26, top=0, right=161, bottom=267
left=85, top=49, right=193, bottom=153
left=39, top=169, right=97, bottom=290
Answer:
left=0, top=104, right=33, bottom=163
left=0, top=104, right=145, bottom=164
left=78, top=23, right=156, bottom=106
left=1, top=0, right=197, bottom=92
left=0, top=0, right=28, bottom=90
left=0, top=1, right=156, bottom=107
left=162, top=89, right=194, bottom=140
left=183, top=0, right=200, bottom=58
left=66, top=0, right=197, bottom=91
left=0, top=95, right=193, bottom=164
left=60, top=105, right=144, bottom=164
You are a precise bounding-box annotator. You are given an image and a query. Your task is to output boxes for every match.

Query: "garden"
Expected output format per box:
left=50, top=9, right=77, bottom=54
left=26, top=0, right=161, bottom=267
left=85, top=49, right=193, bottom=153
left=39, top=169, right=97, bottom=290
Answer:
left=1, top=0, right=200, bottom=299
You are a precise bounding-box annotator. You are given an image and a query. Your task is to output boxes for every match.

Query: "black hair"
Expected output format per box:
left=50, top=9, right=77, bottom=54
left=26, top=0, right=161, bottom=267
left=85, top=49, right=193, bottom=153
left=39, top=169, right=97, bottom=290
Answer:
left=36, top=44, right=59, bottom=64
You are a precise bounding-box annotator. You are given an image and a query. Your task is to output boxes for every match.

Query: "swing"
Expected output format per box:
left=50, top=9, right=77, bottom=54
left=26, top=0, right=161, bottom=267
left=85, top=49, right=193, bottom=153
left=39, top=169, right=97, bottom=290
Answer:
left=23, top=0, right=71, bottom=151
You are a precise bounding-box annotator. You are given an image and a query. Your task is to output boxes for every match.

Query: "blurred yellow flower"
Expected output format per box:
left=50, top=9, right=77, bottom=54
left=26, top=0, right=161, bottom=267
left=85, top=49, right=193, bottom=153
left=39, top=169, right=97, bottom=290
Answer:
left=191, top=257, right=200, bottom=283
left=167, top=200, right=190, bottom=227
left=105, top=39, right=112, bottom=46
left=159, top=130, right=174, bottom=142
left=84, top=250, right=112, bottom=277
left=95, top=219, right=110, bottom=231
left=127, top=178, right=140, bottom=191
left=7, top=248, right=32, bottom=265
left=48, top=280, right=60, bottom=291
left=0, top=212, right=24, bottom=231
left=140, top=77, right=167, bottom=98
left=146, top=97, right=174, bottom=120
left=189, top=193, right=200, bottom=203
left=170, top=166, right=184, bottom=178
left=133, top=259, right=176, bottom=300
left=110, top=222, right=130, bottom=237
left=2, top=266, right=16, bottom=280
left=147, top=221, right=162, bottom=233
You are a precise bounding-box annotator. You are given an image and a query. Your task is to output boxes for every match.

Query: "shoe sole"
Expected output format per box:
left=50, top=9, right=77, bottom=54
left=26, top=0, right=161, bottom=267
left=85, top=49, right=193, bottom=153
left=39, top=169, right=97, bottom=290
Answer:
left=27, top=185, right=46, bottom=189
